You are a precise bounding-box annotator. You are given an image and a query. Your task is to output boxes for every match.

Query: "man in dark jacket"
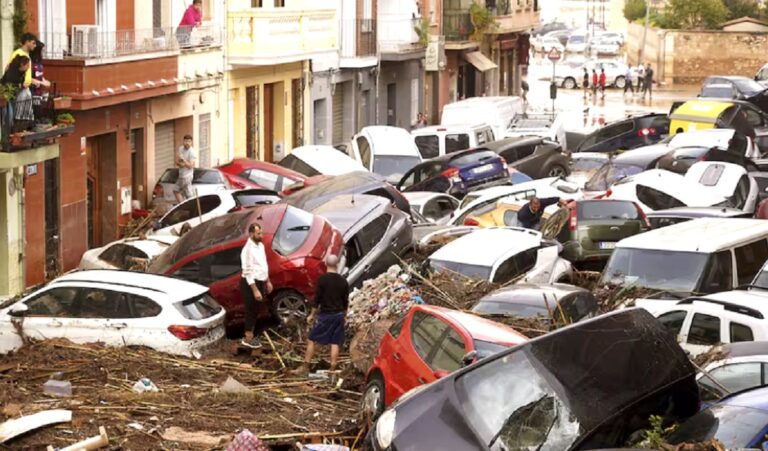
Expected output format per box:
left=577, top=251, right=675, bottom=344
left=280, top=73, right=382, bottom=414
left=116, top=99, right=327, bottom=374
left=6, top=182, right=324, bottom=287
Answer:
left=518, top=196, right=567, bottom=230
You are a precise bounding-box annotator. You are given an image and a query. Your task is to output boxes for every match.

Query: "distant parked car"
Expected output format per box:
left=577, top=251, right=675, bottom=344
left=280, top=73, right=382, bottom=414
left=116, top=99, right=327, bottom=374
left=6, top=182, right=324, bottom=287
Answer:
left=148, top=205, right=344, bottom=328
left=565, top=32, right=587, bottom=53
left=555, top=59, right=628, bottom=89
left=428, top=227, right=574, bottom=284
left=79, top=236, right=176, bottom=271
left=397, top=148, right=510, bottom=199
left=311, top=195, right=412, bottom=287
left=574, top=113, right=670, bottom=153
left=362, top=304, right=527, bottom=420
left=217, top=158, right=308, bottom=191
left=150, top=168, right=231, bottom=211
left=504, top=112, right=567, bottom=146
left=411, top=124, right=495, bottom=159
left=540, top=199, right=650, bottom=267
left=700, top=75, right=768, bottom=114
left=646, top=206, right=751, bottom=229
left=402, top=192, right=460, bottom=223
left=588, top=37, right=620, bottom=56
left=471, top=283, right=599, bottom=324
left=482, top=136, right=570, bottom=179
left=348, top=126, right=423, bottom=184
left=0, top=271, right=225, bottom=357
left=532, top=34, right=565, bottom=55
left=278, top=145, right=367, bottom=177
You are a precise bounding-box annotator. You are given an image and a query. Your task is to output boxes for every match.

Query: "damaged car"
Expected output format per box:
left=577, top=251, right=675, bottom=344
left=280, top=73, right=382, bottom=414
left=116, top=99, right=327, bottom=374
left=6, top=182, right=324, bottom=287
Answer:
left=471, top=283, right=599, bottom=325
left=0, top=270, right=225, bottom=357
left=79, top=235, right=176, bottom=271
left=368, top=308, right=700, bottom=450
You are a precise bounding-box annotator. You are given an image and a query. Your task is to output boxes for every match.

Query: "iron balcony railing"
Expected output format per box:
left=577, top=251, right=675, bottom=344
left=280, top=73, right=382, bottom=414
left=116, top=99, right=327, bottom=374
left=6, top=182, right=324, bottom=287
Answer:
left=444, top=11, right=473, bottom=41
left=0, top=94, right=73, bottom=151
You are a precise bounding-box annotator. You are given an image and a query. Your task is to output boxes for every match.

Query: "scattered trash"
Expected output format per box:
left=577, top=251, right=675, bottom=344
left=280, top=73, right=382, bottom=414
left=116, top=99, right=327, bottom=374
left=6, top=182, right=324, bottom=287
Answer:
left=48, top=426, right=108, bottom=451
left=43, top=379, right=72, bottom=397
left=161, top=426, right=230, bottom=447
left=298, top=444, right=350, bottom=451
left=345, top=265, right=421, bottom=331
left=220, top=376, right=250, bottom=394
left=227, top=429, right=269, bottom=451
left=0, top=410, right=72, bottom=444
left=131, top=377, right=159, bottom=394
left=126, top=423, right=144, bottom=431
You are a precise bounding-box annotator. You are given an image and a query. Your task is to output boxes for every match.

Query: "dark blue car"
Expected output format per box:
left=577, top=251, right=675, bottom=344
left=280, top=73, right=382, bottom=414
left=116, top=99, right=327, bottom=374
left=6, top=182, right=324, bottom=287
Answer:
left=396, top=149, right=510, bottom=198
left=667, top=386, right=768, bottom=449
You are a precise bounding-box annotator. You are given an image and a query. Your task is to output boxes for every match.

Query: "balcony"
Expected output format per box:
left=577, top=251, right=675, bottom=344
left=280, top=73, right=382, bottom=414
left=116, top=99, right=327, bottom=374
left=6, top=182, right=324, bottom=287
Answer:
left=0, top=97, right=74, bottom=154
left=340, top=18, right=377, bottom=66
left=444, top=11, right=474, bottom=41
left=228, top=8, right=338, bottom=66
left=378, top=14, right=425, bottom=59
left=488, top=0, right=540, bottom=33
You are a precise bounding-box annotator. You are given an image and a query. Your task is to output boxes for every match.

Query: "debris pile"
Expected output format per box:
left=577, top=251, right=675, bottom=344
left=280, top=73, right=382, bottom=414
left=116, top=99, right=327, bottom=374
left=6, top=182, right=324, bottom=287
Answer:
left=410, top=269, right=499, bottom=311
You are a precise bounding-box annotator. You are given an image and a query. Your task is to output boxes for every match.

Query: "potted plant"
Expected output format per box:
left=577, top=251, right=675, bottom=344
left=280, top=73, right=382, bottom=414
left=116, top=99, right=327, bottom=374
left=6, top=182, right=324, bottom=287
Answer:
left=53, top=96, right=71, bottom=109
left=0, top=83, right=18, bottom=107
left=55, top=113, right=75, bottom=126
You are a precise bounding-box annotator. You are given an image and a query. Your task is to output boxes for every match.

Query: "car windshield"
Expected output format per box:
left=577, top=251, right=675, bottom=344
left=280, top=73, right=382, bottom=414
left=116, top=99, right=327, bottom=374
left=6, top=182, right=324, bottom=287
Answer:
left=571, top=157, right=606, bottom=172
left=584, top=163, right=643, bottom=191
left=159, top=169, right=223, bottom=184
left=600, top=248, right=709, bottom=292
left=569, top=36, right=584, bottom=44
left=733, top=78, right=765, bottom=95
left=456, top=350, right=580, bottom=451
left=752, top=265, right=768, bottom=288
left=430, top=258, right=492, bottom=280
left=473, top=340, right=510, bottom=360
left=667, top=405, right=768, bottom=448
left=273, top=206, right=314, bottom=256
left=474, top=300, right=549, bottom=317
left=373, top=155, right=421, bottom=182
left=578, top=201, right=639, bottom=220
left=174, top=294, right=222, bottom=320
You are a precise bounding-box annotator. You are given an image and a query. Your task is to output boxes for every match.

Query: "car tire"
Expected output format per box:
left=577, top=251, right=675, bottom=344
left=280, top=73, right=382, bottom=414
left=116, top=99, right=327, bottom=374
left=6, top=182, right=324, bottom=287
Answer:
left=563, top=77, right=577, bottom=89
left=363, top=373, right=386, bottom=424
left=273, top=290, right=309, bottom=321
left=547, top=164, right=567, bottom=178
left=614, top=76, right=626, bottom=89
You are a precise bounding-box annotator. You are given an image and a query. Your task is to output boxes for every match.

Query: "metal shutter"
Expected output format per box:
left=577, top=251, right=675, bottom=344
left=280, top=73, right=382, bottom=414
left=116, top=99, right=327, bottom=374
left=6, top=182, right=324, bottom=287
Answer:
left=199, top=113, right=211, bottom=168
left=332, top=85, right=344, bottom=144
left=154, top=121, right=175, bottom=178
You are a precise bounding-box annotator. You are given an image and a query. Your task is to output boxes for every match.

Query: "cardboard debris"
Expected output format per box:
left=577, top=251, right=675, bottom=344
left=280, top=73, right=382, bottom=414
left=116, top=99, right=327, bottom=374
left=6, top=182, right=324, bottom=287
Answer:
left=162, top=426, right=231, bottom=447
left=220, top=376, right=251, bottom=394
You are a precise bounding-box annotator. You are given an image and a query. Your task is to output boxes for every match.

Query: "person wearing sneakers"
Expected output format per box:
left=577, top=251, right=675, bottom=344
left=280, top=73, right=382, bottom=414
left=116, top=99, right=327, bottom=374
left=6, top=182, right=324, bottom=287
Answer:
left=239, top=223, right=273, bottom=349
left=292, top=255, right=349, bottom=376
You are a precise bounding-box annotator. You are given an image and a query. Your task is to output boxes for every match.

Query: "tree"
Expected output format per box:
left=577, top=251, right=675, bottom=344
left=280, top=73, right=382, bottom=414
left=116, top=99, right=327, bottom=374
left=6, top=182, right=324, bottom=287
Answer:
left=722, top=0, right=762, bottom=20
left=661, top=0, right=730, bottom=29
left=624, top=0, right=648, bottom=22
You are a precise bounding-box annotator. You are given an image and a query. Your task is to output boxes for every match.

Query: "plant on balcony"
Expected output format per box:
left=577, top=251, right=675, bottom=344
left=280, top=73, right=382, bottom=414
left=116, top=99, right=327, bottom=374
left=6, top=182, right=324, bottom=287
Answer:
left=0, top=83, right=18, bottom=105
left=469, top=3, right=498, bottom=43
left=55, top=113, right=75, bottom=126
left=414, top=17, right=430, bottom=46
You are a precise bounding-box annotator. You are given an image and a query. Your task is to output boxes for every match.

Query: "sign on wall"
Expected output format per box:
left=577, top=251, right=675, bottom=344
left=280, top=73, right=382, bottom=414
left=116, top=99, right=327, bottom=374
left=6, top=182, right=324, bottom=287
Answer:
left=425, top=35, right=445, bottom=72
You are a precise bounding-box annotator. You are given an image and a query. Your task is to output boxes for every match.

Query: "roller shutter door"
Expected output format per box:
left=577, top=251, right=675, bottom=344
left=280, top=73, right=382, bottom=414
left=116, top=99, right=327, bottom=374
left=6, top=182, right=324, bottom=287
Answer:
left=332, top=87, right=344, bottom=144
left=154, top=121, right=175, bottom=179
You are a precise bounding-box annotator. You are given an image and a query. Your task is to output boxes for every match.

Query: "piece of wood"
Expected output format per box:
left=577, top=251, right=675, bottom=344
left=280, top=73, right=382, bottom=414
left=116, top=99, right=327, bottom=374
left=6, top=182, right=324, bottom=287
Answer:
left=51, top=426, right=109, bottom=451
left=263, top=331, right=286, bottom=369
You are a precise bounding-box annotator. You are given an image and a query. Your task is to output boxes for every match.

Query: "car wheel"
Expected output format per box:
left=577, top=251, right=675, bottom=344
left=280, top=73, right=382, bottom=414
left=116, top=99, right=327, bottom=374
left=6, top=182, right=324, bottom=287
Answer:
left=563, top=77, right=576, bottom=89
left=548, top=164, right=567, bottom=178
left=363, top=373, right=386, bottom=424
left=274, top=290, right=308, bottom=320
left=614, top=76, right=626, bottom=89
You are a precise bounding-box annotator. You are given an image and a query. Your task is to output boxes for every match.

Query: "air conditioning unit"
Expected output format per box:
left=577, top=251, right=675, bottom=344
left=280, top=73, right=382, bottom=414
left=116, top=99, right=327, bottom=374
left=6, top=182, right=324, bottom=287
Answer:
left=71, top=25, right=99, bottom=57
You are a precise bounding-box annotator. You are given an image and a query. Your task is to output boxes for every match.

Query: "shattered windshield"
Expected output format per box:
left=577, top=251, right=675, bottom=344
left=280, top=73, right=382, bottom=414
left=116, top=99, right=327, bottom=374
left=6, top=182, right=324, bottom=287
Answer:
left=584, top=163, right=643, bottom=191
left=600, top=248, right=709, bottom=293
left=430, top=259, right=492, bottom=281
left=456, top=350, right=580, bottom=451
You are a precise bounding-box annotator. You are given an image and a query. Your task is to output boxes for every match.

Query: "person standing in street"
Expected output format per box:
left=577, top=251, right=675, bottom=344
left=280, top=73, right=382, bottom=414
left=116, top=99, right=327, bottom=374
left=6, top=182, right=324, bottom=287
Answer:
left=521, top=78, right=530, bottom=104
left=636, top=63, right=645, bottom=94
left=177, top=0, right=203, bottom=47
left=239, top=224, right=274, bottom=350
left=591, top=69, right=598, bottom=98
left=623, top=65, right=635, bottom=97
left=517, top=196, right=568, bottom=230
left=582, top=67, right=590, bottom=100
left=174, top=134, right=197, bottom=203
left=598, top=68, right=606, bottom=100
left=643, top=63, right=654, bottom=100
left=292, top=255, right=349, bottom=376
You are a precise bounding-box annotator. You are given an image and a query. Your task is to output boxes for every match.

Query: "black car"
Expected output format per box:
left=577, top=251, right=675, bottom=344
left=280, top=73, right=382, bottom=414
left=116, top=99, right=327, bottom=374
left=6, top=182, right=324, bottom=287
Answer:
left=471, top=283, right=598, bottom=325
left=281, top=171, right=411, bottom=214
left=481, top=136, right=571, bottom=179
left=657, top=146, right=759, bottom=174
left=368, top=308, right=700, bottom=451
left=574, top=113, right=670, bottom=153
left=396, top=149, right=509, bottom=198
left=700, top=76, right=768, bottom=114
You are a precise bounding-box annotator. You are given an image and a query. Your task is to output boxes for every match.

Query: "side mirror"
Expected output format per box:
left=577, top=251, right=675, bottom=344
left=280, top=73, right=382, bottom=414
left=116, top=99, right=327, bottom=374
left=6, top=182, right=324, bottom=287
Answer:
left=433, top=369, right=450, bottom=379
left=8, top=303, right=28, bottom=317
left=462, top=350, right=478, bottom=367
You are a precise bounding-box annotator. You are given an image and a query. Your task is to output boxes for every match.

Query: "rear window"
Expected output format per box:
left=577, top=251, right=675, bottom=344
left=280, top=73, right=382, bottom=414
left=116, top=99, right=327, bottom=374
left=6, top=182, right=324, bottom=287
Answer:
left=174, top=294, right=222, bottom=320
left=194, top=170, right=225, bottom=184
left=233, top=191, right=279, bottom=207
left=430, top=259, right=492, bottom=280
left=698, top=164, right=726, bottom=186
left=446, top=134, right=470, bottom=153
left=273, top=206, right=314, bottom=256
left=279, top=154, right=321, bottom=177
left=415, top=135, right=440, bottom=159
left=636, top=185, right=686, bottom=210
left=577, top=201, right=639, bottom=220
left=451, top=150, right=498, bottom=166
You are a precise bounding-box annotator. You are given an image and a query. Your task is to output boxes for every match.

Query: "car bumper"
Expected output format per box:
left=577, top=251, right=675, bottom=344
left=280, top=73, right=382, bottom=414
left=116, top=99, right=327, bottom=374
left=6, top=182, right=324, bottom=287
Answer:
left=450, top=175, right=510, bottom=196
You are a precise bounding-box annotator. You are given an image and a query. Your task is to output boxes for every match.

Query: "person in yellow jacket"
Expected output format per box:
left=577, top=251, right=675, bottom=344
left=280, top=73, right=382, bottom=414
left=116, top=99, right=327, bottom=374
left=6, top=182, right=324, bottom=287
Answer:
left=5, top=33, right=49, bottom=122
left=7, top=33, right=42, bottom=89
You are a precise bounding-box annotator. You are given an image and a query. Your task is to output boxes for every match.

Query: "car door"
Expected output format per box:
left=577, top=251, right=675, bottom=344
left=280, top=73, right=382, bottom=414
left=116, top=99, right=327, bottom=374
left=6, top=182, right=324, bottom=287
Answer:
left=352, top=214, right=393, bottom=283
left=681, top=311, right=723, bottom=356
left=115, top=293, right=166, bottom=349
left=509, top=144, right=540, bottom=176
left=13, top=286, right=105, bottom=345
left=156, top=195, right=226, bottom=235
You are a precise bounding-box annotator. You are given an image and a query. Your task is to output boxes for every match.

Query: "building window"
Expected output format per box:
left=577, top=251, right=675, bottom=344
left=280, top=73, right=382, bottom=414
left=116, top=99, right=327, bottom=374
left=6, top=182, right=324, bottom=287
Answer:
left=251, top=0, right=262, bottom=7
left=275, top=0, right=285, bottom=7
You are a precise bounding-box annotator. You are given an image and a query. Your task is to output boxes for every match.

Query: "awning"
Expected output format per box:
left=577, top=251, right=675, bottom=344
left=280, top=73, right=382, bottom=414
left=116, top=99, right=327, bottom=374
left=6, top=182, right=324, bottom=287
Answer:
left=463, top=51, right=498, bottom=72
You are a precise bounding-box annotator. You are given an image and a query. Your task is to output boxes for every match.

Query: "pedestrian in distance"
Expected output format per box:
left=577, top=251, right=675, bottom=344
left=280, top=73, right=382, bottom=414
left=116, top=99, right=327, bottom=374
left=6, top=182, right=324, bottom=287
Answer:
left=623, top=65, right=635, bottom=97
left=292, top=254, right=350, bottom=377
left=521, top=78, right=530, bottom=104
left=177, top=0, right=203, bottom=48
left=173, top=134, right=197, bottom=203
left=582, top=67, right=590, bottom=100
left=643, top=63, right=654, bottom=100
left=598, top=68, right=607, bottom=100
left=239, top=223, right=275, bottom=350
left=636, top=63, right=645, bottom=93
left=517, top=196, right=569, bottom=230
left=591, top=69, right=598, bottom=98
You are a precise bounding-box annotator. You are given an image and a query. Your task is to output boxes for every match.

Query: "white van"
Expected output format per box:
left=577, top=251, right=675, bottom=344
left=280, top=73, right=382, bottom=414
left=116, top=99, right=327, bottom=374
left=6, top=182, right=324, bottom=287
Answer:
left=348, top=126, right=423, bottom=184
left=411, top=124, right=495, bottom=159
left=441, top=97, right=524, bottom=139
left=601, top=218, right=768, bottom=312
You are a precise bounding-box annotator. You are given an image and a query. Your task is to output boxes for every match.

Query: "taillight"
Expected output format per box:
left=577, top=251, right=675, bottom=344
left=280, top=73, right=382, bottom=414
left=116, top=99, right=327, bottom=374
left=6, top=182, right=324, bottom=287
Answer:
left=604, top=189, right=613, bottom=198
left=637, top=127, right=656, bottom=137
left=168, top=325, right=208, bottom=340
left=152, top=184, right=163, bottom=199
left=568, top=207, right=578, bottom=231
left=442, top=167, right=460, bottom=179
left=464, top=217, right=480, bottom=226
left=634, top=203, right=650, bottom=228
left=699, top=153, right=708, bottom=161
left=228, top=206, right=245, bottom=213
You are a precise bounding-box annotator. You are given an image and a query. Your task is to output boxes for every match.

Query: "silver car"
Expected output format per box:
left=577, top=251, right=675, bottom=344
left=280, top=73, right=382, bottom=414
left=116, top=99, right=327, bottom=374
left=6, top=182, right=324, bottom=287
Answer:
left=310, top=194, right=413, bottom=287
left=150, top=168, right=231, bottom=212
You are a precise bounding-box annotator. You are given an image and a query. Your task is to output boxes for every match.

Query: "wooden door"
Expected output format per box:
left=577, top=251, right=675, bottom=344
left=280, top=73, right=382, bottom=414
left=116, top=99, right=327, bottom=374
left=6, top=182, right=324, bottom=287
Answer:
left=263, top=84, right=274, bottom=162
left=86, top=140, right=100, bottom=249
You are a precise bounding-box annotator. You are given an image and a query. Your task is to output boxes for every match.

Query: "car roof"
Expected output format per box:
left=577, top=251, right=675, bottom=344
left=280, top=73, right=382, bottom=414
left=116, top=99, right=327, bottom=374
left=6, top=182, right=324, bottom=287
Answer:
left=283, top=171, right=387, bottom=209
left=430, top=227, right=542, bottom=266
left=358, top=126, right=419, bottom=156
left=482, top=136, right=544, bottom=151
left=671, top=100, right=734, bottom=120
left=412, top=124, right=490, bottom=135
left=684, top=161, right=748, bottom=194
left=697, top=290, right=768, bottom=316
left=428, top=148, right=495, bottom=164
left=289, top=146, right=365, bottom=172
left=669, top=128, right=735, bottom=147
left=402, top=191, right=454, bottom=205
left=478, top=283, right=587, bottom=307
left=111, top=238, right=174, bottom=255
left=420, top=304, right=528, bottom=345
left=716, top=340, right=768, bottom=359
left=646, top=206, right=749, bottom=218
left=50, top=270, right=207, bottom=301
left=310, top=194, right=388, bottom=236
left=615, top=169, right=725, bottom=204
left=616, top=218, right=768, bottom=253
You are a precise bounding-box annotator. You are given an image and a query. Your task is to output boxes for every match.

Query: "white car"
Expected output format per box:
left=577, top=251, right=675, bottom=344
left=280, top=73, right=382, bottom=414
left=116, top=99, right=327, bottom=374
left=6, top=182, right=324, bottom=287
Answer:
left=0, top=271, right=226, bottom=357
left=555, top=59, right=628, bottom=89
left=588, top=37, right=620, bottom=56
left=684, top=162, right=759, bottom=213
left=150, top=168, right=232, bottom=212
left=696, top=341, right=768, bottom=401
left=150, top=189, right=280, bottom=237
left=533, top=35, right=565, bottom=55
left=428, top=227, right=574, bottom=284
left=411, top=124, right=495, bottom=159
left=441, top=97, right=525, bottom=142
left=279, top=145, right=366, bottom=177
left=348, top=126, right=423, bottom=184
left=598, top=31, right=624, bottom=46
left=565, top=33, right=587, bottom=53
left=402, top=192, right=460, bottom=223
left=79, top=236, right=176, bottom=270
left=504, top=112, right=567, bottom=146
left=649, top=290, right=768, bottom=356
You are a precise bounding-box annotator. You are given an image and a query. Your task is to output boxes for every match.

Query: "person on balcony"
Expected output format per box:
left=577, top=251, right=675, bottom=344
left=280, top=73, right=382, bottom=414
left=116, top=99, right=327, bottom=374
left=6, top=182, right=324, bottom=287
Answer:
left=177, top=0, right=203, bottom=48
left=1, top=55, right=32, bottom=125
left=30, top=40, right=51, bottom=98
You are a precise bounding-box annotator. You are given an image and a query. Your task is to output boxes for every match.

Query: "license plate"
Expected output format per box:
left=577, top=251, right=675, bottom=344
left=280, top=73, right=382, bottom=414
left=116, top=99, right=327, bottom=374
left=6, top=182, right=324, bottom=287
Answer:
left=598, top=242, right=616, bottom=250
left=471, top=164, right=495, bottom=175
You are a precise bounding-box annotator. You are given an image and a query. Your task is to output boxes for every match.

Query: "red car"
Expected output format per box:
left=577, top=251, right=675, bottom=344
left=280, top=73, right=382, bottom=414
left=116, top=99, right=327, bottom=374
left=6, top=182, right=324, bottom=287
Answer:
left=363, top=304, right=527, bottom=420
left=218, top=158, right=308, bottom=191
left=148, top=204, right=343, bottom=330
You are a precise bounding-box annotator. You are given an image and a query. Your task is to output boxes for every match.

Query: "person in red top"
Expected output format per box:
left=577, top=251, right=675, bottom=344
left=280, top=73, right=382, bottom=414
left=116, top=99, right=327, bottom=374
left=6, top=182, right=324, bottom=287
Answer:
left=177, top=0, right=203, bottom=48
left=598, top=68, right=607, bottom=100
left=591, top=69, right=598, bottom=98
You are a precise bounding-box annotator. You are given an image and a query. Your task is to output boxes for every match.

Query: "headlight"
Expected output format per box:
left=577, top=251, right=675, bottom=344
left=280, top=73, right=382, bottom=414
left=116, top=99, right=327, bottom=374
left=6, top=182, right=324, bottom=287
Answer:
left=375, top=408, right=397, bottom=449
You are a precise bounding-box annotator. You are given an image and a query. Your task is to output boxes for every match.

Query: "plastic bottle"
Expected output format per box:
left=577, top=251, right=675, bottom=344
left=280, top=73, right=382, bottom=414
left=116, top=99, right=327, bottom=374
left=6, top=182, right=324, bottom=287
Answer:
left=132, top=378, right=159, bottom=393
left=43, top=379, right=72, bottom=397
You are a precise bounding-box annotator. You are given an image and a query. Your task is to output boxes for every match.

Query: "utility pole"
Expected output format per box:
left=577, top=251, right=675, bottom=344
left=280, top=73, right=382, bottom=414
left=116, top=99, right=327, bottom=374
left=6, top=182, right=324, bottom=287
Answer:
left=639, top=0, right=651, bottom=65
